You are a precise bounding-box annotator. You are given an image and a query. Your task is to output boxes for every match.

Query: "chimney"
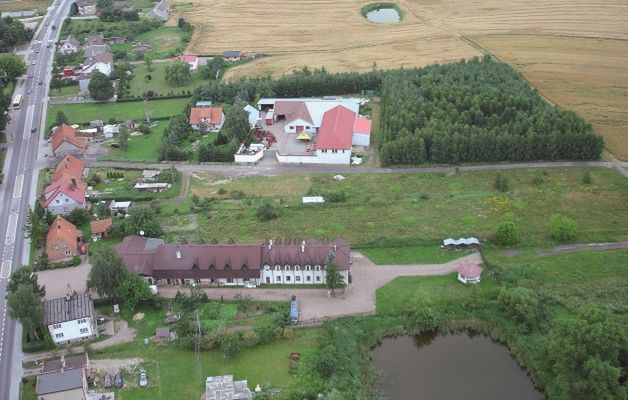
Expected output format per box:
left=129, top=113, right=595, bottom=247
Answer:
left=268, top=238, right=273, bottom=250
left=70, top=177, right=77, bottom=189
left=175, top=249, right=182, bottom=259
left=301, top=240, right=305, bottom=253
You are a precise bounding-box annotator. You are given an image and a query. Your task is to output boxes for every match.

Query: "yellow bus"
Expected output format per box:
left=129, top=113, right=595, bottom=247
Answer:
left=12, top=94, right=22, bottom=109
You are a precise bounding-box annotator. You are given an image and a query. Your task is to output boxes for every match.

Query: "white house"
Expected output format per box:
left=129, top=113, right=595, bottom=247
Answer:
left=44, top=293, right=98, bottom=345
left=243, top=104, right=260, bottom=128
left=457, top=262, right=483, bottom=284
left=59, top=35, right=80, bottom=54
left=180, top=54, right=199, bottom=72
left=43, top=177, right=87, bottom=215
left=79, top=52, right=114, bottom=77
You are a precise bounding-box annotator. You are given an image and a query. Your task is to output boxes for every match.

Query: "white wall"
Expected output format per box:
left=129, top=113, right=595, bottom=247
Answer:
left=260, top=265, right=348, bottom=285
left=275, top=152, right=319, bottom=164
left=48, top=317, right=96, bottom=345
left=315, top=149, right=351, bottom=164
left=352, top=132, right=370, bottom=147
left=47, top=192, right=83, bottom=215
left=284, top=119, right=316, bottom=134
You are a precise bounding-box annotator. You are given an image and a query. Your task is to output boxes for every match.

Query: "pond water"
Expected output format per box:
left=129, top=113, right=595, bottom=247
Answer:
left=372, top=332, right=544, bottom=400
left=365, top=7, right=401, bottom=24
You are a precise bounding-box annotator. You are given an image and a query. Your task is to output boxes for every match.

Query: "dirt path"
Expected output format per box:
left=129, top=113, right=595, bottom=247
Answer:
left=172, top=171, right=190, bottom=204
left=536, top=241, right=628, bottom=257
left=88, top=160, right=628, bottom=179
left=158, top=252, right=483, bottom=323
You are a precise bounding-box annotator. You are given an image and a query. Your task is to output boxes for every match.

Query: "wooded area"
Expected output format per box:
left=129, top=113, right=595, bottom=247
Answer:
left=379, top=57, right=603, bottom=165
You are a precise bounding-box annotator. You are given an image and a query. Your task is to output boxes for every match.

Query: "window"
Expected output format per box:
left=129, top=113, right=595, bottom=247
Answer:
left=296, top=276, right=301, bottom=282
left=306, top=276, right=311, bottom=282
left=65, top=198, right=69, bottom=202
left=78, top=318, right=87, bottom=324
left=294, top=265, right=300, bottom=271
left=80, top=328, right=89, bottom=334
left=52, top=324, right=62, bottom=329
left=315, top=265, right=321, bottom=271
left=305, top=265, right=311, bottom=271
left=284, top=265, right=291, bottom=271
left=286, top=276, right=291, bottom=281
left=289, top=126, right=294, bottom=129
left=264, top=265, right=270, bottom=271
left=306, top=126, right=310, bottom=129
left=227, top=278, right=233, bottom=283
left=332, top=149, right=338, bottom=153
left=276, top=276, right=281, bottom=281
left=275, top=265, right=281, bottom=271
left=65, top=250, right=72, bottom=256
left=316, top=276, right=321, bottom=282
left=55, top=333, right=64, bottom=339
left=55, top=199, right=60, bottom=204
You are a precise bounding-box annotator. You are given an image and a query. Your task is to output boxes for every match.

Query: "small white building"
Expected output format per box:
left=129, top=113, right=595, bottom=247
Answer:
left=109, top=200, right=132, bottom=215
left=206, top=375, right=251, bottom=400
left=243, top=104, right=260, bottom=128
left=79, top=52, right=114, bottom=77
left=456, top=262, right=483, bottom=284
left=180, top=54, right=199, bottom=72
left=234, top=143, right=265, bottom=164
left=134, top=182, right=171, bottom=193
left=59, top=35, right=81, bottom=54
left=44, top=293, right=98, bottom=345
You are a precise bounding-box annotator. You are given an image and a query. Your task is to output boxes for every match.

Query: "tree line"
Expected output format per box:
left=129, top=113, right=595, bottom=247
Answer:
left=378, top=56, right=603, bottom=165
left=0, top=17, right=33, bottom=52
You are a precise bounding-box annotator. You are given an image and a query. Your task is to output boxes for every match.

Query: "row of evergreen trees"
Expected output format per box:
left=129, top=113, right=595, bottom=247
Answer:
left=379, top=56, right=603, bottom=165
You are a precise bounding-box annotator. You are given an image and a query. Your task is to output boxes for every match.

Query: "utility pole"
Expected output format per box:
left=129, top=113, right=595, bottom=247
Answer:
left=143, top=98, right=151, bottom=123
left=195, top=309, right=202, bottom=399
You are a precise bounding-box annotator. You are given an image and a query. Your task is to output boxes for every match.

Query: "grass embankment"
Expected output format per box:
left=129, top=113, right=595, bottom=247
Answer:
left=91, top=301, right=320, bottom=399
left=46, top=97, right=189, bottom=126
left=128, top=62, right=208, bottom=97
left=181, top=168, right=628, bottom=246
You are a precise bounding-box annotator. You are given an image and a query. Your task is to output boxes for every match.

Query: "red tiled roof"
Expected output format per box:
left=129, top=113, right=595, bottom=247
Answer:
left=90, top=218, right=112, bottom=235
left=316, top=105, right=355, bottom=150
left=43, top=176, right=86, bottom=207
left=46, top=216, right=80, bottom=262
left=456, top=262, right=483, bottom=278
left=52, top=154, right=84, bottom=182
left=51, top=124, right=87, bottom=152
left=353, top=116, right=372, bottom=135
left=189, top=107, right=223, bottom=125
left=180, top=54, right=197, bottom=62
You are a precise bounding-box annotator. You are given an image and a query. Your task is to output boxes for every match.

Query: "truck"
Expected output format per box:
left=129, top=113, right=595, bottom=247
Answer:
left=290, top=295, right=298, bottom=325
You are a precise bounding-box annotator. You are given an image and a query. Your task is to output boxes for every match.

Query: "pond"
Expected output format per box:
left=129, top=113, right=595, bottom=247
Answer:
left=365, top=7, right=401, bottom=24
left=372, top=332, right=544, bottom=400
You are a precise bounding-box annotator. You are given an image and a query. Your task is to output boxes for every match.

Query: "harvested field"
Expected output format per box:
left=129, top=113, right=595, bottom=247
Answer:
left=0, top=0, right=50, bottom=13
left=471, top=35, right=628, bottom=160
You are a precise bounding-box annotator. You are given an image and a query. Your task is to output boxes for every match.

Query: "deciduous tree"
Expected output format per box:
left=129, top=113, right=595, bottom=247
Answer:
left=6, top=283, right=44, bottom=341
left=549, top=214, right=577, bottom=243
left=165, top=61, right=191, bottom=87
left=87, top=249, right=128, bottom=301
left=0, top=53, right=26, bottom=84
left=325, top=253, right=345, bottom=295
left=88, top=71, right=114, bottom=100
left=118, top=273, right=152, bottom=310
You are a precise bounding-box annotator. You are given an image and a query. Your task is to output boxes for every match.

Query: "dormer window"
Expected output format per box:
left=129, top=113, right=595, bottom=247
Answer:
left=294, top=265, right=300, bottom=271
left=315, top=265, right=321, bottom=271
left=264, top=265, right=270, bottom=271
left=305, top=265, right=311, bottom=271
left=275, top=265, right=281, bottom=271
left=285, top=265, right=291, bottom=271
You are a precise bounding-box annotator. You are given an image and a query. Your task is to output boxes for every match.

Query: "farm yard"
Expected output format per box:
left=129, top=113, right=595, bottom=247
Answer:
left=174, top=0, right=628, bottom=158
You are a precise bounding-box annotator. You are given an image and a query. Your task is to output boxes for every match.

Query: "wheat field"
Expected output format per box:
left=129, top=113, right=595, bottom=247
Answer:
left=174, top=0, right=628, bottom=158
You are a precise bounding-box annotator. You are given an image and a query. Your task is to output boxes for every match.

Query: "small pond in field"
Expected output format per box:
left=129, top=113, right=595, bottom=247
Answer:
left=365, top=7, right=401, bottom=24
left=372, top=332, right=544, bottom=400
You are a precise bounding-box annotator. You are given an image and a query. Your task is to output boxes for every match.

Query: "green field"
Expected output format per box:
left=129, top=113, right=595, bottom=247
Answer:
left=128, top=62, right=208, bottom=97
left=46, top=98, right=189, bottom=126
left=181, top=168, right=628, bottom=246
left=360, top=245, right=473, bottom=264
left=88, top=167, right=180, bottom=200
left=49, top=84, right=80, bottom=99
left=103, top=122, right=166, bottom=162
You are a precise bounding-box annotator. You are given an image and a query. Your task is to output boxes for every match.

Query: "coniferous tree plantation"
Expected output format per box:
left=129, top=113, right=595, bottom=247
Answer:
left=379, top=56, right=603, bottom=165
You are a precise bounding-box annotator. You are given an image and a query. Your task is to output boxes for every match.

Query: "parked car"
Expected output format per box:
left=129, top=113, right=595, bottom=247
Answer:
left=103, top=373, right=112, bottom=388
left=96, top=317, right=106, bottom=325
left=114, top=371, right=123, bottom=388
left=79, top=243, right=88, bottom=254
left=139, top=370, right=148, bottom=387
left=244, top=281, right=256, bottom=289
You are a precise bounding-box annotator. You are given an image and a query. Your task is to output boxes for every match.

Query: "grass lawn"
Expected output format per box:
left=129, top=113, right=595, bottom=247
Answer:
left=46, top=98, right=190, bottom=126
left=49, top=84, right=80, bottom=98
left=20, top=376, right=36, bottom=400
left=128, top=62, right=209, bottom=97
left=182, top=168, right=628, bottom=246
left=360, top=245, right=473, bottom=265
left=92, top=303, right=319, bottom=399
left=88, top=167, right=180, bottom=201
left=111, top=26, right=187, bottom=60
left=102, top=122, right=166, bottom=162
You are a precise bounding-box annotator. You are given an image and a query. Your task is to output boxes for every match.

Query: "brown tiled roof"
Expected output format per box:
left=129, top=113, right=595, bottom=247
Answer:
left=115, top=236, right=352, bottom=279
left=52, top=154, right=84, bottom=182
left=273, top=101, right=313, bottom=124
left=46, top=216, right=81, bottom=262
left=189, top=107, right=223, bottom=125
left=457, top=262, right=483, bottom=278
left=42, top=354, right=89, bottom=373
left=51, top=124, right=87, bottom=152
left=43, top=175, right=86, bottom=207
left=90, top=218, right=112, bottom=235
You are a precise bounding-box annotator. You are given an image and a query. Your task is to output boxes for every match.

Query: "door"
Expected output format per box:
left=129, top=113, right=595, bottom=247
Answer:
left=296, top=126, right=304, bottom=133
left=266, top=277, right=271, bottom=283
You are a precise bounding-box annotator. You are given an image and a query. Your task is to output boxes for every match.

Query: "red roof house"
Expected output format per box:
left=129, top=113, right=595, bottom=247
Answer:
left=316, top=105, right=356, bottom=151
left=51, top=124, right=87, bottom=157
left=180, top=54, right=199, bottom=72
left=43, top=175, right=87, bottom=215
left=189, top=107, right=225, bottom=132
left=46, top=216, right=81, bottom=262
left=52, top=154, right=85, bottom=182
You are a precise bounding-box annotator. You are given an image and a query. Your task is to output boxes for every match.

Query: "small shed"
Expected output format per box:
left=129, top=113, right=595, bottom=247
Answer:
left=155, top=327, right=170, bottom=339
left=90, top=218, right=113, bottom=240
left=141, top=170, right=161, bottom=181
left=195, top=101, right=213, bottom=108
left=456, top=262, right=483, bottom=284
left=443, top=237, right=480, bottom=250
left=302, top=196, right=325, bottom=204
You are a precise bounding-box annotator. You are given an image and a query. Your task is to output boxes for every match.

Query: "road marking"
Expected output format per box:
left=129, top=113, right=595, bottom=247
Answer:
left=0, top=260, right=11, bottom=279
left=12, top=174, right=24, bottom=199
left=6, top=213, right=18, bottom=246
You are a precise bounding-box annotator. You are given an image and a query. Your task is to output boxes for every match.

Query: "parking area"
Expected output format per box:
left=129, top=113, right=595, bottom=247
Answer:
left=259, top=110, right=315, bottom=156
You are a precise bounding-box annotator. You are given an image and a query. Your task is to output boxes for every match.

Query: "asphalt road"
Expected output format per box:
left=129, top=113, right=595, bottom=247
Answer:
left=0, top=1, right=71, bottom=398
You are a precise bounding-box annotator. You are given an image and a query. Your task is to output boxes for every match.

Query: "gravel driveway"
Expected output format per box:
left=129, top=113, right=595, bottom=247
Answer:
left=159, top=252, right=483, bottom=323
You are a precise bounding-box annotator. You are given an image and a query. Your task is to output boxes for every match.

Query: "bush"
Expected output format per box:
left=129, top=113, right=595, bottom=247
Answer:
left=256, top=203, right=280, bottom=222
left=494, top=173, right=509, bottom=192
left=326, top=191, right=347, bottom=203
left=494, top=219, right=519, bottom=246
left=582, top=170, right=593, bottom=184
left=549, top=214, right=577, bottom=243
left=242, top=330, right=259, bottom=347
left=221, top=333, right=242, bottom=359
